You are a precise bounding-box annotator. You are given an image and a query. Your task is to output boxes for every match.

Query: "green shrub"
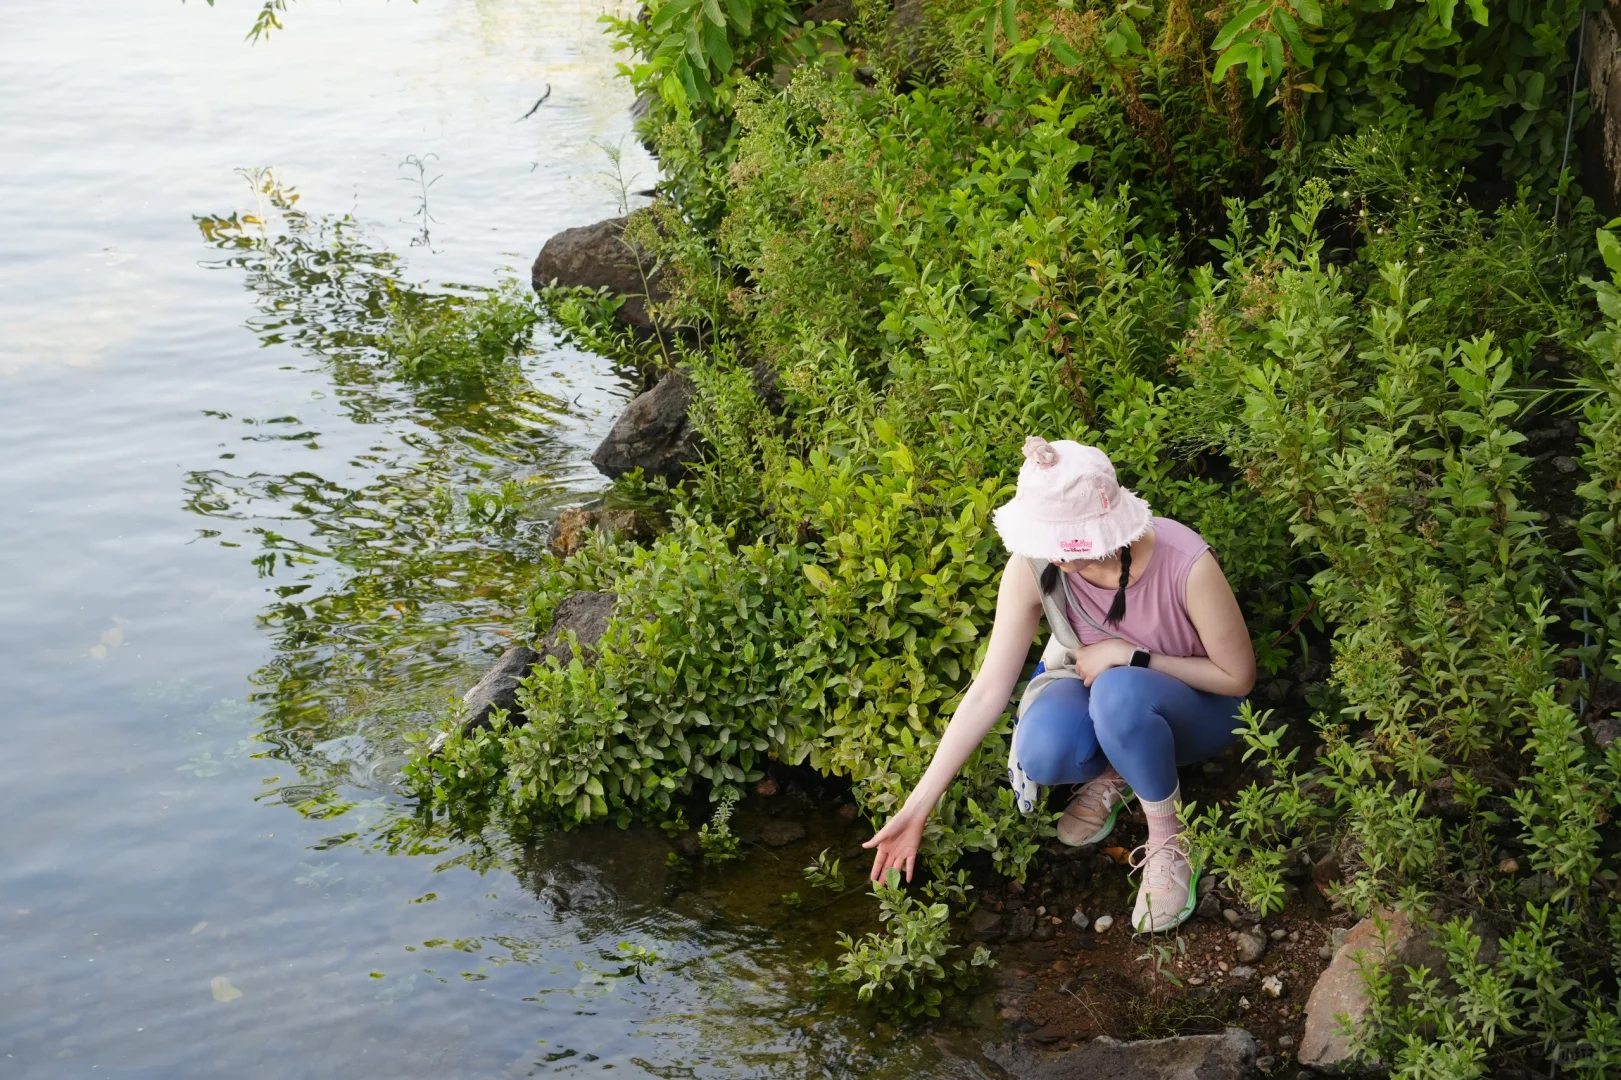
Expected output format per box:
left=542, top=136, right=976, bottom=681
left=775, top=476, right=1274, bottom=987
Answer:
left=413, top=2, right=1621, bottom=1042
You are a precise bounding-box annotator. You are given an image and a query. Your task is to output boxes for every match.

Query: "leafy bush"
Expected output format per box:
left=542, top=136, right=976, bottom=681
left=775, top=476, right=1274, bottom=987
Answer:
left=830, top=869, right=995, bottom=1018
left=414, top=0, right=1621, bottom=1046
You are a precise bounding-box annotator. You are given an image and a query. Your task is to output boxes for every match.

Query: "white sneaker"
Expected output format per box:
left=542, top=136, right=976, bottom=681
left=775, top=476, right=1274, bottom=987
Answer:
left=1129, top=835, right=1198, bottom=933
left=1056, top=770, right=1134, bottom=847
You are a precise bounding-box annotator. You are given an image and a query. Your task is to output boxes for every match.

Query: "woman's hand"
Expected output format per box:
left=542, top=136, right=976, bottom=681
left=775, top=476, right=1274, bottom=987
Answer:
left=862, top=805, right=928, bottom=883
left=1073, top=639, right=1134, bottom=687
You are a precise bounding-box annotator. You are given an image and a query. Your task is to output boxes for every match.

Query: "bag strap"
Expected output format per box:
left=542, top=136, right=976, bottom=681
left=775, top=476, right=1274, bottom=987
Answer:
left=1023, top=556, right=1146, bottom=650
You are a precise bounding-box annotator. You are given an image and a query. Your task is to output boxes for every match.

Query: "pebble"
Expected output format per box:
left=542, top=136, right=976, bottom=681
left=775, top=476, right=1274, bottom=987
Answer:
left=1554, top=455, right=1580, bottom=474
left=1270, top=928, right=1288, bottom=941
left=1319, top=944, right=1334, bottom=960
left=1071, top=909, right=1089, bottom=930
left=1278, top=1035, right=1295, bottom=1050
left=1261, top=974, right=1284, bottom=998
left=1236, top=927, right=1269, bottom=963
left=1288, top=930, right=1299, bottom=943
left=998, top=1006, right=1023, bottom=1022
left=1499, top=857, right=1520, bottom=874
left=1093, top=914, right=1114, bottom=932
left=1238, top=995, right=1251, bottom=1010
left=1256, top=1055, right=1276, bottom=1071
left=1222, top=908, right=1241, bottom=925
left=1230, top=964, right=1255, bottom=980
left=1187, top=976, right=1205, bottom=985
left=1218, top=961, right=1229, bottom=972
left=1036, top=906, right=1047, bottom=917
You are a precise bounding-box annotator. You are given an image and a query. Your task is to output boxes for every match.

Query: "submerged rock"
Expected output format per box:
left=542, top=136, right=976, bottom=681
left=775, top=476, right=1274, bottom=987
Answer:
left=758, top=819, right=807, bottom=848
left=985, top=1027, right=1259, bottom=1080
left=530, top=215, right=667, bottom=332
left=428, top=591, right=617, bottom=754
left=591, top=371, right=702, bottom=482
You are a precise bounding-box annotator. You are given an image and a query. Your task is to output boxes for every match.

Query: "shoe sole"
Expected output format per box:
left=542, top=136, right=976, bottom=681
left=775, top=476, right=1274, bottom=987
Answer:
left=1056, top=788, right=1135, bottom=847
left=1131, top=861, right=1201, bottom=935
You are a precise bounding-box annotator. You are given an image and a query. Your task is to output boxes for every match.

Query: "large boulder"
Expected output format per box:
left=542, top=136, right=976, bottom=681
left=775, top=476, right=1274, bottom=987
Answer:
left=428, top=591, right=617, bottom=754
left=985, top=1028, right=1258, bottom=1080
left=591, top=371, right=702, bottom=482
left=530, top=216, right=667, bottom=332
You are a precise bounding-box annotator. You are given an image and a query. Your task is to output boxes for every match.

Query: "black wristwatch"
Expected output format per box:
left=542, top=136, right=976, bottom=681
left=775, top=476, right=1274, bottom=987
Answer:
left=1130, top=649, right=1152, bottom=668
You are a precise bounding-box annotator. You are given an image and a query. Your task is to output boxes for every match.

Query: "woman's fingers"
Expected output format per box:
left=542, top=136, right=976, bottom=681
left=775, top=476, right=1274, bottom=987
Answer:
left=904, top=854, right=916, bottom=883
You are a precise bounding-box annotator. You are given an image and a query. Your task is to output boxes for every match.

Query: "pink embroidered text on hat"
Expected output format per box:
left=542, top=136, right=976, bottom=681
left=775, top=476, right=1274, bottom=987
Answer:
left=991, top=437, right=1153, bottom=561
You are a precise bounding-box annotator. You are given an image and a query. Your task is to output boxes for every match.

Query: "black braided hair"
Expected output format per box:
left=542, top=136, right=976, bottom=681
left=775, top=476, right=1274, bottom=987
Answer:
left=1040, top=562, right=1061, bottom=595
left=1104, top=546, right=1132, bottom=627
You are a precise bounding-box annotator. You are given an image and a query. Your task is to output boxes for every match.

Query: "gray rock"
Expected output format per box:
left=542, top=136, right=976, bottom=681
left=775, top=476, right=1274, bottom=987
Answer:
left=428, top=591, right=617, bottom=754
left=1553, top=455, right=1580, bottom=474
left=591, top=371, right=702, bottom=482
left=1197, top=892, right=1224, bottom=922
left=1031, top=920, right=1057, bottom=942
left=1229, top=964, right=1255, bottom=981
left=455, top=644, right=537, bottom=734
left=1006, top=906, right=1037, bottom=943
left=1236, top=927, right=1269, bottom=963
left=1222, top=908, right=1242, bottom=926
left=967, top=908, right=1004, bottom=941
left=1300, top=909, right=1414, bottom=1072
left=530, top=215, right=667, bottom=332
left=535, top=591, right=617, bottom=669
left=985, top=1027, right=1259, bottom=1080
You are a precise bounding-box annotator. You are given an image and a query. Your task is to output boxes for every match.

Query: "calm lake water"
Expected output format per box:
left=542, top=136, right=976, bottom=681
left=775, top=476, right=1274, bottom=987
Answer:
left=0, top=2, right=998, bottom=1076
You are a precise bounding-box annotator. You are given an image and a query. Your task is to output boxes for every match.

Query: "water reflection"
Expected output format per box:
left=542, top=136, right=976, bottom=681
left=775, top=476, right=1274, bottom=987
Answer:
left=186, top=172, right=583, bottom=773
left=172, top=164, right=999, bottom=1080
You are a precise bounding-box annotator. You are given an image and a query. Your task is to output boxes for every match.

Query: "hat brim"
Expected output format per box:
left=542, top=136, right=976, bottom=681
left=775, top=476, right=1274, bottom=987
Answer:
left=992, top=488, right=1154, bottom=562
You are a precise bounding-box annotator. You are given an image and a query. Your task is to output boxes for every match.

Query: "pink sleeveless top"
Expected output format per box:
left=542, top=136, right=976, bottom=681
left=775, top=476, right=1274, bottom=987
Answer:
left=1063, top=517, right=1210, bottom=657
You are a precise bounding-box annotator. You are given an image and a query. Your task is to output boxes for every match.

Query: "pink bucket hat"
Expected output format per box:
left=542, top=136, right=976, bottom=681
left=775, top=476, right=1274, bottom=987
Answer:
left=992, top=437, right=1153, bottom=561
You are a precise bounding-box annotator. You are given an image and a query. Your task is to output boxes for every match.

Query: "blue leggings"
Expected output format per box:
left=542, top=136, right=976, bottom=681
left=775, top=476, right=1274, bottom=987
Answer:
left=1015, top=667, right=1244, bottom=802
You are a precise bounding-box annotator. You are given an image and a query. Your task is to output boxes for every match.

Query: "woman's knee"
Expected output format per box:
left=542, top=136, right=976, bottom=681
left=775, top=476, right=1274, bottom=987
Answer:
left=1088, top=667, right=1157, bottom=743
left=1015, top=684, right=1094, bottom=786
left=1015, top=713, right=1074, bottom=786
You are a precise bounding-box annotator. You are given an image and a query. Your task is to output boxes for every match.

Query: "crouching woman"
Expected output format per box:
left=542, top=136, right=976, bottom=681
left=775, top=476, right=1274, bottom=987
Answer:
left=864, top=437, right=1255, bottom=933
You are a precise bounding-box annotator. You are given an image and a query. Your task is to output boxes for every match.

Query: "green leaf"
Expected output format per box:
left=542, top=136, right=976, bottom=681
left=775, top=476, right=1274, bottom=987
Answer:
left=1048, top=35, right=1082, bottom=67
left=984, top=4, right=999, bottom=57
left=1212, top=1, right=1270, bottom=51
left=1001, top=0, right=1020, bottom=44
left=1596, top=229, right=1621, bottom=275
left=1261, top=29, right=1284, bottom=79
left=1272, top=7, right=1313, bottom=67
left=803, top=564, right=834, bottom=593
left=1464, top=0, right=1488, bottom=24
left=1428, top=0, right=1457, bottom=31
left=1213, top=41, right=1257, bottom=81
left=1292, top=0, right=1322, bottom=26
left=702, top=0, right=726, bottom=28
left=703, top=18, right=733, bottom=70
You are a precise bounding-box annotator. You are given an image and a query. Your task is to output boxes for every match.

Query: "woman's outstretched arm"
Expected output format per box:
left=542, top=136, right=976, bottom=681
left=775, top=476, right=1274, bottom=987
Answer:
left=863, top=559, right=1043, bottom=882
